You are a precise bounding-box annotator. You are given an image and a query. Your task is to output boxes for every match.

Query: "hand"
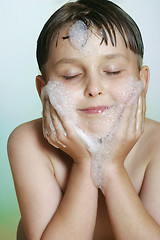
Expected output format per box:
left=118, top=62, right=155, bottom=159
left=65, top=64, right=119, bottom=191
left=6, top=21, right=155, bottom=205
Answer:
left=42, top=97, right=91, bottom=164
left=108, top=91, right=146, bottom=166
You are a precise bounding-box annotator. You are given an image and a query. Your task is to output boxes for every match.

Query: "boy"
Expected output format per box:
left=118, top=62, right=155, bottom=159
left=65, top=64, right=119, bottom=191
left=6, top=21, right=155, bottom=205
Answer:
left=7, top=0, right=160, bottom=239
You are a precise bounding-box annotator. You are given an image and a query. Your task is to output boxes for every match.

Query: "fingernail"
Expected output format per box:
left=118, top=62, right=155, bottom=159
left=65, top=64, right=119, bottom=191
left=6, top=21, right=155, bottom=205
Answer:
left=57, top=139, right=66, bottom=148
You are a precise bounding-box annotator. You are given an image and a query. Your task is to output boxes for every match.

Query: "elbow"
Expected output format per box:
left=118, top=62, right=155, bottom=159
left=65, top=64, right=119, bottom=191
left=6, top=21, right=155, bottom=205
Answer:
left=17, top=219, right=43, bottom=240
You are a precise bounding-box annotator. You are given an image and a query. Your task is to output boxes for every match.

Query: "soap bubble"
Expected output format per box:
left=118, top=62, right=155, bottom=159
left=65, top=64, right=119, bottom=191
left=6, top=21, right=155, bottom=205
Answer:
left=69, top=20, right=89, bottom=51
left=41, top=76, right=144, bottom=191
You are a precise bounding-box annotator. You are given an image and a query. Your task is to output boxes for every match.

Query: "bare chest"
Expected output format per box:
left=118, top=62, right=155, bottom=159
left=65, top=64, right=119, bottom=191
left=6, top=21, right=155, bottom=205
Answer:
left=52, top=145, right=149, bottom=240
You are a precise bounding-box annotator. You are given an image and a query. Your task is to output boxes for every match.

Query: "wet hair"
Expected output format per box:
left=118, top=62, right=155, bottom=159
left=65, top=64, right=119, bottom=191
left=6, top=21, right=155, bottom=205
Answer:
left=36, top=0, right=144, bottom=77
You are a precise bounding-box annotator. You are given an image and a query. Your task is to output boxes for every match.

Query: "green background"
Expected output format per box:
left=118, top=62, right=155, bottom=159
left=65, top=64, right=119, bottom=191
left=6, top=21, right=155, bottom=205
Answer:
left=1, top=1, right=160, bottom=239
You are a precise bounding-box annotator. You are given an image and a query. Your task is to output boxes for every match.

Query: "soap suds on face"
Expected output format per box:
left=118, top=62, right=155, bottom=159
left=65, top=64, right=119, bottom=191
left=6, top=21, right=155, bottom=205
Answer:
left=41, top=81, right=77, bottom=148
left=41, top=76, right=144, bottom=191
left=116, top=76, right=144, bottom=104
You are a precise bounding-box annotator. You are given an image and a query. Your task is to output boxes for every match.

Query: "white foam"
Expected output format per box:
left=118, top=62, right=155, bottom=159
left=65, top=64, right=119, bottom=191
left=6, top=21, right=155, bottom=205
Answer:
left=69, top=20, right=90, bottom=52
left=116, top=76, right=144, bottom=104
left=41, top=80, right=77, bottom=148
left=41, top=76, right=144, bottom=191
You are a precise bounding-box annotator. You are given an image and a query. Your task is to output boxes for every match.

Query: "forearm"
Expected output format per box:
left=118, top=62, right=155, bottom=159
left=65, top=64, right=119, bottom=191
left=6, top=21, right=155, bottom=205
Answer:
left=41, top=161, right=98, bottom=240
left=103, top=164, right=160, bottom=240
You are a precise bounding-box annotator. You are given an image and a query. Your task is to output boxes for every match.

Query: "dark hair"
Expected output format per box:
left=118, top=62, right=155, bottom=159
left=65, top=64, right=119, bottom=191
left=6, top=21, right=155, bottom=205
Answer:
left=36, top=0, right=144, bottom=76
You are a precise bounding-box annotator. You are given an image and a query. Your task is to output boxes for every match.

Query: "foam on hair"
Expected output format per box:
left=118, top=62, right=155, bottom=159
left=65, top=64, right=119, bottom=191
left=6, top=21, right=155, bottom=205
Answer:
left=69, top=20, right=89, bottom=48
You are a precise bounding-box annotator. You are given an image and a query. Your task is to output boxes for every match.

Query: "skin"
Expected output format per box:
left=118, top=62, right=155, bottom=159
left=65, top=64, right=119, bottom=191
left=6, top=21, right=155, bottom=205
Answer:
left=7, top=25, right=160, bottom=240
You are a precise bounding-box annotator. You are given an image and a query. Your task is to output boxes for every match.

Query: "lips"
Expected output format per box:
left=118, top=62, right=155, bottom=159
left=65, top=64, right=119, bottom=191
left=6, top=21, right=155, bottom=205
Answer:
left=78, top=106, right=109, bottom=114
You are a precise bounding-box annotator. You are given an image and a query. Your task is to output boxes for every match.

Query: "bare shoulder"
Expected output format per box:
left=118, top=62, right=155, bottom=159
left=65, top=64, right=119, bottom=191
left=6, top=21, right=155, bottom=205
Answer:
left=7, top=118, right=72, bottom=191
left=139, top=119, right=160, bottom=224
left=144, top=118, right=160, bottom=153
left=7, top=118, right=56, bottom=172
left=144, top=118, right=160, bottom=165
left=145, top=118, right=160, bottom=134
left=8, top=118, right=47, bottom=150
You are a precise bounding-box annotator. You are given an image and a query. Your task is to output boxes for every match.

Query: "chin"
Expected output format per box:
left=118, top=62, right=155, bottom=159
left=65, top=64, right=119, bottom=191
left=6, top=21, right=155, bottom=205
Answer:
left=77, top=117, right=116, bottom=136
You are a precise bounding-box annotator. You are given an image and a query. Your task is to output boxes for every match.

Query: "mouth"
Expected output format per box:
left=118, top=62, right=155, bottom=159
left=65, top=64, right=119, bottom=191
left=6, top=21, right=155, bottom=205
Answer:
left=78, top=106, right=110, bottom=114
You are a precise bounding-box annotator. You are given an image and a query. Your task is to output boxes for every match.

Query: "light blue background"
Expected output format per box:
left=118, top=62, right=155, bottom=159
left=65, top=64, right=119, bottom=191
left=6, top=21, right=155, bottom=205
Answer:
left=0, top=0, right=160, bottom=239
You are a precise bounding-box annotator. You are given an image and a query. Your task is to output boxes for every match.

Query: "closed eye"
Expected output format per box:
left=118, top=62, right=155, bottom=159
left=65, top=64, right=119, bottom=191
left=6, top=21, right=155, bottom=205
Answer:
left=105, top=71, right=121, bottom=76
left=62, top=74, right=82, bottom=80
left=63, top=75, right=76, bottom=80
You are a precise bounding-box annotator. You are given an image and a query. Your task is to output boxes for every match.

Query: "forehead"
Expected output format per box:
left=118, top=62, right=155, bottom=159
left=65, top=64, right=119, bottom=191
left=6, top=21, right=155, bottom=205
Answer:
left=48, top=22, right=137, bottom=64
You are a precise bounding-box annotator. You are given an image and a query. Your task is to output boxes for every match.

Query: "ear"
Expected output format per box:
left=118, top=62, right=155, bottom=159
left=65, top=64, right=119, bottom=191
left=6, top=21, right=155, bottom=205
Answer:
left=36, top=75, right=46, bottom=99
left=140, top=65, right=150, bottom=96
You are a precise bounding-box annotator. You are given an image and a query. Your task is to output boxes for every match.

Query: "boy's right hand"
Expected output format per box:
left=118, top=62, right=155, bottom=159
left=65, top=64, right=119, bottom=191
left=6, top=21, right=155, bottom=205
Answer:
left=42, top=97, right=91, bottom=164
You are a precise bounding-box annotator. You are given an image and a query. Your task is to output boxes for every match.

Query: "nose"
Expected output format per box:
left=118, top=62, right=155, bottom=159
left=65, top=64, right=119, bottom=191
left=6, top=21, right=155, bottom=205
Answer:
left=84, top=78, right=103, bottom=97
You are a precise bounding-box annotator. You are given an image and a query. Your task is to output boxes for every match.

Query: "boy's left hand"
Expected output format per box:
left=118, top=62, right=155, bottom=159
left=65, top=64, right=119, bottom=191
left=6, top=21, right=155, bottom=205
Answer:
left=107, top=92, right=146, bottom=166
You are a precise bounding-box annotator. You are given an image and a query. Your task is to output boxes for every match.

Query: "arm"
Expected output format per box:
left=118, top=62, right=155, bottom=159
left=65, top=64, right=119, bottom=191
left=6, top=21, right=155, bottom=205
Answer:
left=42, top=161, right=98, bottom=240
left=102, top=94, right=160, bottom=240
left=8, top=120, right=98, bottom=240
left=104, top=161, right=160, bottom=240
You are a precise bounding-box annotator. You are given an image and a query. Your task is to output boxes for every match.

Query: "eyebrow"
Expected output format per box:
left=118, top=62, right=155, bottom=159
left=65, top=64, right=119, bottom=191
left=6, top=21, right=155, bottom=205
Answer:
left=103, top=53, right=128, bottom=61
left=55, top=53, right=128, bottom=66
left=55, top=58, right=80, bottom=66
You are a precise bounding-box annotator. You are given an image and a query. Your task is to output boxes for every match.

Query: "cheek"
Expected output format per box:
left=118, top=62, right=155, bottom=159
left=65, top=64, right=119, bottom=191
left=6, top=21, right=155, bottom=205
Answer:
left=111, top=76, right=144, bottom=104
left=41, top=80, right=77, bottom=118
left=112, top=84, right=134, bottom=104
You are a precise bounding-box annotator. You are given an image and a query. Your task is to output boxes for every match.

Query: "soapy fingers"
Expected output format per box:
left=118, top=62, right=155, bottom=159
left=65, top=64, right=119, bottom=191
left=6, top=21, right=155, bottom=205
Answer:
left=42, top=97, right=61, bottom=148
left=136, top=92, right=146, bottom=134
left=42, top=97, right=91, bottom=163
left=110, top=91, right=145, bottom=164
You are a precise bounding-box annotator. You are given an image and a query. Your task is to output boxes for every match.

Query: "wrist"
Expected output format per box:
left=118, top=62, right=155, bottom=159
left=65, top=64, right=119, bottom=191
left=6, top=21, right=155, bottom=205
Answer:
left=73, top=160, right=91, bottom=174
left=105, top=161, right=125, bottom=175
left=72, top=161, right=98, bottom=191
left=103, top=163, right=126, bottom=189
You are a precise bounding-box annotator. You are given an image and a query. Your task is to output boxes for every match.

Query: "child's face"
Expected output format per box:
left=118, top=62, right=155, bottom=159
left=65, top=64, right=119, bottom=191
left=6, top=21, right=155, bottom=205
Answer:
left=45, top=24, right=140, bottom=81
left=43, top=24, right=145, bottom=134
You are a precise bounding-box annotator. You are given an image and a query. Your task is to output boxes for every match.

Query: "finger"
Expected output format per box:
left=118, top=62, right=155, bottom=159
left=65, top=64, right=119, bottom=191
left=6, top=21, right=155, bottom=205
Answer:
left=49, top=105, right=67, bottom=148
left=128, top=95, right=139, bottom=136
left=42, top=98, right=53, bottom=137
left=45, top=131, right=60, bottom=149
left=50, top=107, right=86, bottom=149
left=48, top=101, right=87, bottom=151
left=43, top=98, right=60, bottom=148
left=116, top=100, right=133, bottom=139
left=49, top=101, right=79, bottom=142
left=142, top=93, right=146, bottom=131
left=136, top=94, right=143, bottom=137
